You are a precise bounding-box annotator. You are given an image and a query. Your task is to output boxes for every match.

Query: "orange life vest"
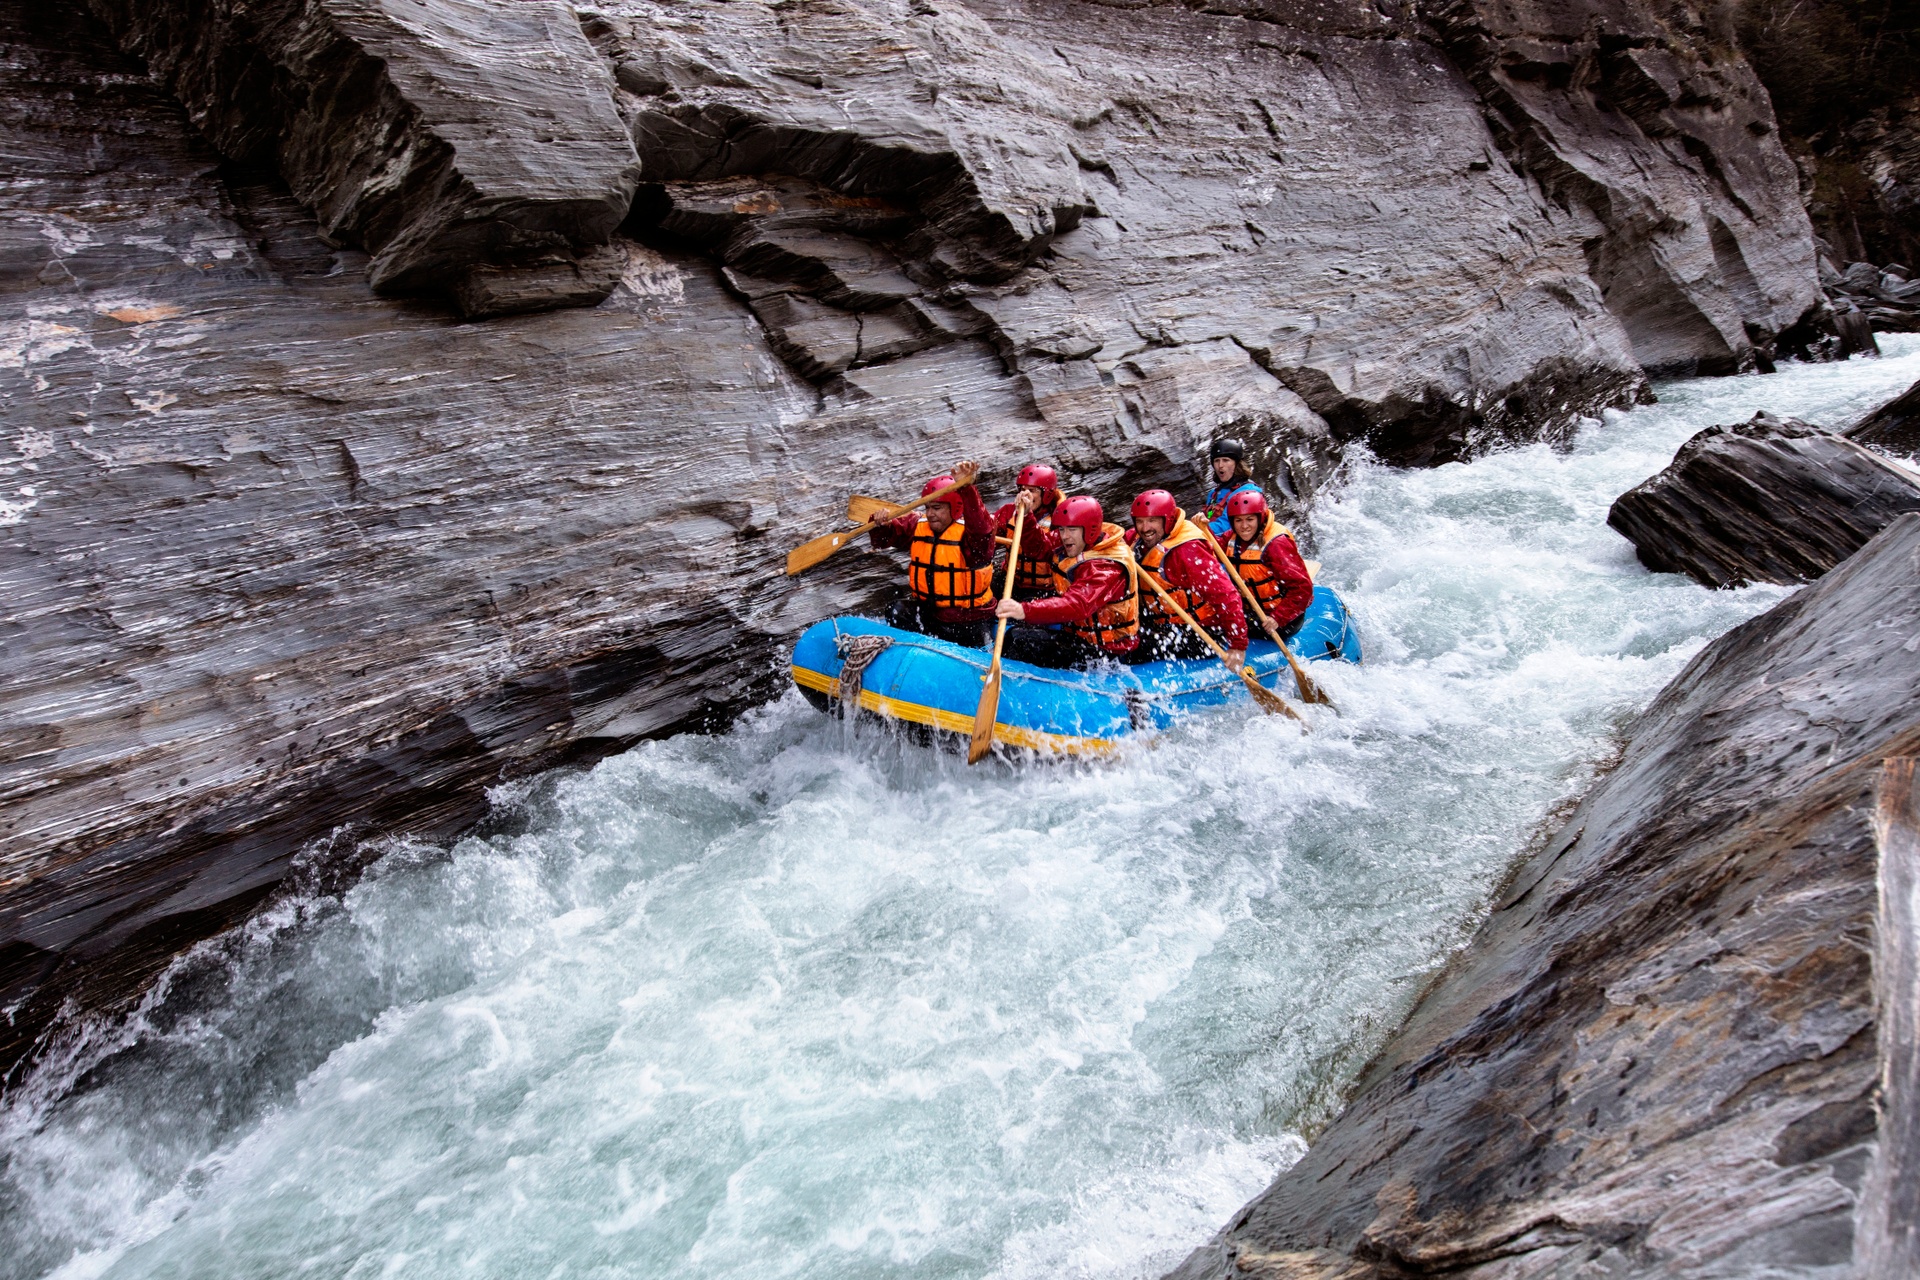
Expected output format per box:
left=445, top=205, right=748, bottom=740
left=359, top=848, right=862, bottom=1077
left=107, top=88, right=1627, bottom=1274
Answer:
left=909, top=519, right=994, bottom=610
left=1012, top=506, right=1058, bottom=599
left=1051, top=522, right=1139, bottom=652
left=1223, top=516, right=1307, bottom=612
left=1136, top=513, right=1220, bottom=629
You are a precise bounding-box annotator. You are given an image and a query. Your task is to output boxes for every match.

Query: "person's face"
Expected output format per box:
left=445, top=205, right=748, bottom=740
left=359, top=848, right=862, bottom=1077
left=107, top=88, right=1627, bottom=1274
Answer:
left=1232, top=512, right=1261, bottom=541
left=1057, top=525, right=1088, bottom=557
left=1212, top=457, right=1237, bottom=484
left=1134, top=515, right=1166, bottom=549
left=925, top=500, right=954, bottom=534
left=1018, top=484, right=1044, bottom=505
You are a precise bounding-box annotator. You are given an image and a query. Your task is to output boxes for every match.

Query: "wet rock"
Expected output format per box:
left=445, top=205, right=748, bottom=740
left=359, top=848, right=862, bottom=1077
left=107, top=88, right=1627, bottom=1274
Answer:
left=1421, top=0, right=1822, bottom=378
left=1168, top=513, right=1920, bottom=1280
left=82, top=0, right=642, bottom=317
left=1848, top=376, right=1920, bottom=456
left=1861, top=758, right=1920, bottom=1276
left=1834, top=300, right=1883, bottom=356
left=1606, top=412, right=1920, bottom=586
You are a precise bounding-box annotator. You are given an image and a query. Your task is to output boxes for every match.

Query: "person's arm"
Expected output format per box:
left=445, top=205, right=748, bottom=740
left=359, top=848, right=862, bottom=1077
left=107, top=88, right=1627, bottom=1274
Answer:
left=868, top=509, right=921, bottom=552
left=1019, top=559, right=1123, bottom=626
left=1173, top=542, right=1248, bottom=651
left=1018, top=518, right=1059, bottom=561
left=1261, top=533, right=1314, bottom=629
left=956, top=484, right=994, bottom=567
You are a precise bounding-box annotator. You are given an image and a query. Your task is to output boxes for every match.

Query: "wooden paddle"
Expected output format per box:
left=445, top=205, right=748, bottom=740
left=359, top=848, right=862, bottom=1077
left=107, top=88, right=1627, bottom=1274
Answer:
left=969, top=503, right=1027, bottom=763
left=788, top=474, right=971, bottom=576
left=845, top=494, right=900, bottom=524
left=1138, top=569, right=1305, bottom=725
left=1201, top=527, right=1334, bottom=708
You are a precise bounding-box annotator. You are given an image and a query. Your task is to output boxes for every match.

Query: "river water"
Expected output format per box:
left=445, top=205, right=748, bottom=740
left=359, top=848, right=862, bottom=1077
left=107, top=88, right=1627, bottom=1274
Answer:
left=6, top=340, right=1920, bottom=1280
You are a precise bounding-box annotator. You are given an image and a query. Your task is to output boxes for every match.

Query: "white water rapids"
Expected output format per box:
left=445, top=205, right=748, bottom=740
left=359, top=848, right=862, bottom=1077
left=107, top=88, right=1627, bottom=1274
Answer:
left=6, top=341, right=1920, bottom=1280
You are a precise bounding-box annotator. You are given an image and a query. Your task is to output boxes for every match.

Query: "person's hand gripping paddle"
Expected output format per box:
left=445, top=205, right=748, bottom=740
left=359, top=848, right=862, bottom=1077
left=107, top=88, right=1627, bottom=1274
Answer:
left=1138, top=572, right=1305, bottom=726
left=1201, top=526, right=1334, bottom=709
left=968, top=499, right=1027, bottom=764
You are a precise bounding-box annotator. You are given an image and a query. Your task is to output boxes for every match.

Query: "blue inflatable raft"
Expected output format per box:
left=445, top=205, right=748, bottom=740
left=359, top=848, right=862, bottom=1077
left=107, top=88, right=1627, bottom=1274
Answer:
left=790, top=585, right=1361, bottom=755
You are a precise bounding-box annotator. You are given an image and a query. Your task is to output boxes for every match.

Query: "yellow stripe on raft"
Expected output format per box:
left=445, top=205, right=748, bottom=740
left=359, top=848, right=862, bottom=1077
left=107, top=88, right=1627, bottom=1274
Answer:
left=790, top=665, right=1121, bottom=757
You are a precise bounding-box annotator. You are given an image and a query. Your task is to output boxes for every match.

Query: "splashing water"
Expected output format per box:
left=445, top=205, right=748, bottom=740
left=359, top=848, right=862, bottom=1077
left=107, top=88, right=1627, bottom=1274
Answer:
left=6, top=342, right=1920, bottom=1280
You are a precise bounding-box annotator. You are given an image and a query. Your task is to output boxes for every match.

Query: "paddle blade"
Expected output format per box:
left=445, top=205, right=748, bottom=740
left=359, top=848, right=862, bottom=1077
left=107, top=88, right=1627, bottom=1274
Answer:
left=1241, top=667, right=1307, bottom=725
left=1274, top=639, right=1335, bottom=708
left=846, top=494, right=901, bottom=524
left=1292, top=662, right=1334, bottom=707
left=786, top=527, right=860, bottom=575
left=968, top=666, right=1004, bottom=763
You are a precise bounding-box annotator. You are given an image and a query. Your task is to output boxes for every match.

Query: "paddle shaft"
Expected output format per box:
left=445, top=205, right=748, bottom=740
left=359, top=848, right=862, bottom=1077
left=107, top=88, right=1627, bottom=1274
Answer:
left=1138, top=566, right=1304, bottom=723
left=787, top=475, right=972, bottom=576
left=1200, top=526, right=1333, bottom=707
left=969, top=503, right=1027, bottom=763
left=991, top=504, right=1027, bottom=654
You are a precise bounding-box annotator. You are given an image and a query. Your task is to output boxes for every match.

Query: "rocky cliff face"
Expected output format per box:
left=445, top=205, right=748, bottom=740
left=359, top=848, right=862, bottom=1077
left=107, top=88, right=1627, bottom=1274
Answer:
left=1, top=0, right=1822, bottom=1075
left=1167, top=514, right=1920, bottom=1278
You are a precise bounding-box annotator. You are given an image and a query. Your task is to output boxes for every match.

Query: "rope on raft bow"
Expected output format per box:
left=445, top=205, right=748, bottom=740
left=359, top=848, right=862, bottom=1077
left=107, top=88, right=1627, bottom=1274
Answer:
left=832, top=633, right=894, bottom=716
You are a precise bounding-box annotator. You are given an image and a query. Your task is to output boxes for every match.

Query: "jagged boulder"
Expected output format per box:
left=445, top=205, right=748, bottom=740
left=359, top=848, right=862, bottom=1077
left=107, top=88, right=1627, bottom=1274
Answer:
left=1168, top=513, right=1920, bottom=1279
left=1849, top=376, right=1920, bottom=456
left=1606, top=412, right=1920, bottom=586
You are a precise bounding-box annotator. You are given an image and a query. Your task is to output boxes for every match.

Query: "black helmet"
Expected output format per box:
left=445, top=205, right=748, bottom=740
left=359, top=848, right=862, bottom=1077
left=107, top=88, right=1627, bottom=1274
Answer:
left=1210, top=438, right=1246, bottom=462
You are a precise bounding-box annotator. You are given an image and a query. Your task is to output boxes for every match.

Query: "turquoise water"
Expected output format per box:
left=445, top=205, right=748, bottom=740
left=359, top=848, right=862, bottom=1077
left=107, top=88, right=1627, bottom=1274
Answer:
left=5, top=340, right=1918, bottom=1280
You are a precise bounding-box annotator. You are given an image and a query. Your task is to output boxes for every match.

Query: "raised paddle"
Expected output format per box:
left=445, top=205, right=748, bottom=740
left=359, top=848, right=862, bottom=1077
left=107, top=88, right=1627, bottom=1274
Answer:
left=787, top=473, right=972, bottom=576
left=1201, top=527, right=1335, bottom=708
left=969, top=502, right=1028, bottom=764
left=845, top=494, right=901, bottom=524
left=1138, top=569, right=1306, bottom=725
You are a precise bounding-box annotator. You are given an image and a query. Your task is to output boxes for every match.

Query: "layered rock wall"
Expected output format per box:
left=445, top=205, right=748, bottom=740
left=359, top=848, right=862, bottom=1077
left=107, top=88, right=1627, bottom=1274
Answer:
left=1168, top=514, right=1920, bottom=1278
left=1, top=0, right=1824, bottom=1076
left=82, top=0, right=644, bottom=316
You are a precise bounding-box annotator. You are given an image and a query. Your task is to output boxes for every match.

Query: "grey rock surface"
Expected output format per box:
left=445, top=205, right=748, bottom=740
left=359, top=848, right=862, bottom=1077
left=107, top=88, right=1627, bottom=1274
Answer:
left=1423, top=0, right=1820, bottom=378
left=81, top=0, right=644, bottom=317
left=1166, top=513, right=1920, bottom=1279
left=1859, top=757, right=1920, bottom=1279
left=1, top=0, right=1827, bottom=1076
left=1848, top=374, right=1920, bottom=456
left=1606, top=411, right=1920, bottom=586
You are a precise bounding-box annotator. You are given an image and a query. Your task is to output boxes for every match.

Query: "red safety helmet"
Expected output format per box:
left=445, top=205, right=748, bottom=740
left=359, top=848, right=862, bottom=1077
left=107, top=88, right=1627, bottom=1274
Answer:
left=1053, top=495, right=1105, bottom=534
left=1131, top=489, right=1178, bottom=521
left=1017, top=463, right=1058, bottom=490
left=1226, top=489, right=1269, bottom=518
left=922, top=475, right=957, bottom=498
